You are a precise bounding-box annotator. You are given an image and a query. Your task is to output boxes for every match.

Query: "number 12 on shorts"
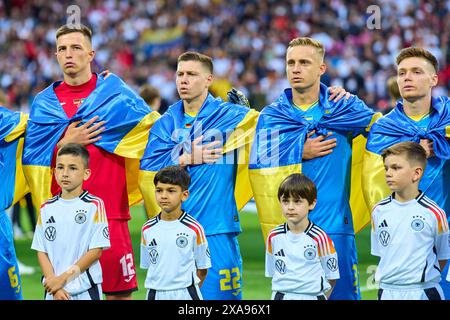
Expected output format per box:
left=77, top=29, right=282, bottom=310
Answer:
left=120, top=253, right=136, bottom=282
left=219, top=267, right=241, bottom=291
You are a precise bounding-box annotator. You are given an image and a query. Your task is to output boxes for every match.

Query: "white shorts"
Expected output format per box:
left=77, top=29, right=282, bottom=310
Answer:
left=45, top=284, right=103, bottom=300
left=271, top=291, right=327, bottom=300
left=378, top=285, right=444, bottom=300
left=147, top=284, right=203, bottom=300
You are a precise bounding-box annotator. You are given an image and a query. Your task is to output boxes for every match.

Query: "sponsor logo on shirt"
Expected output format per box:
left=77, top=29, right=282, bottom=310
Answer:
left=379, top=219, right=388, bottom=228
left=379, top=230, right=390, bottom=247
left=274, top=249, right=285, bottom=257
left=102, top=227, right=109, bottom=239
left=275, top=259, right=286, bottom=274
left=148, top=238, right=157, bottom=247
left=149, top=249, right=158, bottom=264
left=46, top=216, right=56, bottom=224
left=327, top=258, right=338, bottom=272
left=45, top=226, right=56, bottom=241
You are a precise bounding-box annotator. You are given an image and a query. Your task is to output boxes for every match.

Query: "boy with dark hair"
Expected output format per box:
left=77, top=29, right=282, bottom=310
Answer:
left=139, top=50, right=259, bottom=300
left=140, top=165, right=211, bottom=300
left=266, top=173, right=339, bottom=300
left=251, top=36, right=378, bottom=300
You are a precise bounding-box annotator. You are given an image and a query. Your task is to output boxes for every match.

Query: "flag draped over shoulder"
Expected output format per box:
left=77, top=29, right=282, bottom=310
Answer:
left=23, top=73, right=160, bottom=211
left=0, top=107, right=28, bottom=210
left=249, top=84, right=379, bottom=240
left=139, top=93, right=258, bottom=218
left=363, top=97, right=450, bottom=211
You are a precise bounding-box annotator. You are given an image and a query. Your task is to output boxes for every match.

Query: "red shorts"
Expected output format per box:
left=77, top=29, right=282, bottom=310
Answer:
left=100, top=219, right=138, bottom=295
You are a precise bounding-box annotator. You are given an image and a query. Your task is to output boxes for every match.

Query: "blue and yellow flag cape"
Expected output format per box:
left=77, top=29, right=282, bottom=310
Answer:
left=23, top=73, right=160, bottom=212
left=364, top=97, right=450, bottom=213
left=139, top=93, right=259, bottom=218
left=0, top=107, right=28, bottom=210
left=249, top=84, right=380, bottom=240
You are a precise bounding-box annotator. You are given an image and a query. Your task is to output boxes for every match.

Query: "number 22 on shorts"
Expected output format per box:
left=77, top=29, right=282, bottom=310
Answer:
left=219, top=267, right=241, bottom=291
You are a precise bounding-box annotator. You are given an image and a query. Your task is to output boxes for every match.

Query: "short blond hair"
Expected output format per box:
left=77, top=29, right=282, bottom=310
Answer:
left=288, top=37, right=325, bottom=61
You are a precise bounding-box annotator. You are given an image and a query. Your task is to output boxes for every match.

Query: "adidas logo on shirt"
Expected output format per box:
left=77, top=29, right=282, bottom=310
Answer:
left=379, top=219, right=388, bottom=228
left=149, top=238, right=157, bottom=247
left=274, top=249, right=285, bottom=257
left=46, top=216, right=56, bottom=224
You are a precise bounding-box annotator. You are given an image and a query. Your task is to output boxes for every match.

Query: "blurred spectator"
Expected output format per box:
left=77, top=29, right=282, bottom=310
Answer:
left=0, top=0, right=448, bottom=112
left=385, top=75, right=401, bottom=114
left=139, top=83, right=167, bottom=113
left=0, top=88, right=9, bottom=107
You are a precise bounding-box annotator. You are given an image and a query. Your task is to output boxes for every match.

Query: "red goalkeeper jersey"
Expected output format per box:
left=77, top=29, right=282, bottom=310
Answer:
left=51, top=74, right=130, bottom=220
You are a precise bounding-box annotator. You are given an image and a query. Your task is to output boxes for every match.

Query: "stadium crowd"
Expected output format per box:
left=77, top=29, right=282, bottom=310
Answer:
left=0, top=0, right=449, bottom=113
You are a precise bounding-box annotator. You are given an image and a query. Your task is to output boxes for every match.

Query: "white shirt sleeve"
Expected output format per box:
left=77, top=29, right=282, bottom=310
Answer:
left=31, top=208, right=47, bottom=253
left=320, top=244, right=340, bottom=280
left=140, top=231, right=150, bottom=269
left=371, top=209, right=380, bottom=256
left=88, top=203, right=110, bottom=250
left=265, top=237, right=274, bottom=277
left=434, top=217, right=450, bottom=260
left=194, top=225, right=211, bottom=270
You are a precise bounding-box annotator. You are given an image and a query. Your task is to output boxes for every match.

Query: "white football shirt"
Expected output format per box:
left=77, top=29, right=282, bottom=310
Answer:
left=371, top=193, right=450, bottom=287
left=140, top=211, right=211, bottom=290
left=265, top=221, right=340, bottom=295
left=31, top=191, right=110, bottom=295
